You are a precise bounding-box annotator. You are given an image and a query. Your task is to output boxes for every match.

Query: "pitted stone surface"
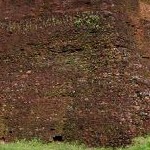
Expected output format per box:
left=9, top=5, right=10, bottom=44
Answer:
left=0, top=0, right=150, bottom=147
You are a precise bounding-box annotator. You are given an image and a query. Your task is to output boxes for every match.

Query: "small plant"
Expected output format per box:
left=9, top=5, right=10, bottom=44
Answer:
left=74, top=14, right=101, bottom=30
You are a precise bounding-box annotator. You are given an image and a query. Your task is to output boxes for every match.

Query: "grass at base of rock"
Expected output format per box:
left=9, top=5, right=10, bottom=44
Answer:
left=0, top=136, right=150, bottom=150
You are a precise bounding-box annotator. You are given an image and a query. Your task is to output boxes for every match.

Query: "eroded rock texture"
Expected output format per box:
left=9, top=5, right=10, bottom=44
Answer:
left=0, top=0, right=150, bottom=147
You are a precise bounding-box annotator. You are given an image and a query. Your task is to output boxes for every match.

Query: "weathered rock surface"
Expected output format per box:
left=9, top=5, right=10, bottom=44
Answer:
left=0, top=0, right=150, bottom=147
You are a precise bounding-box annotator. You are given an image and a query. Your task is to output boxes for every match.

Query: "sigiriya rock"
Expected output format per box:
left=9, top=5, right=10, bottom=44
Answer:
left=0, top=0, right=150, bottom=147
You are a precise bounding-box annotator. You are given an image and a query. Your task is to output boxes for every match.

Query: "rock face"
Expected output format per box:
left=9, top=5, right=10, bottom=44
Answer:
left=0, top=0, right=150, bottom=147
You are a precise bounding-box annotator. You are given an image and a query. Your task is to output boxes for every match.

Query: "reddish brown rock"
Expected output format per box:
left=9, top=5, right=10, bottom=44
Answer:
left=0, top=0, right=150, bottom=147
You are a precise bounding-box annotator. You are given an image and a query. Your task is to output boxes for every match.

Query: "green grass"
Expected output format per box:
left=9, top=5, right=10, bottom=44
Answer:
left=0, top=136, right=150, bottom=150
